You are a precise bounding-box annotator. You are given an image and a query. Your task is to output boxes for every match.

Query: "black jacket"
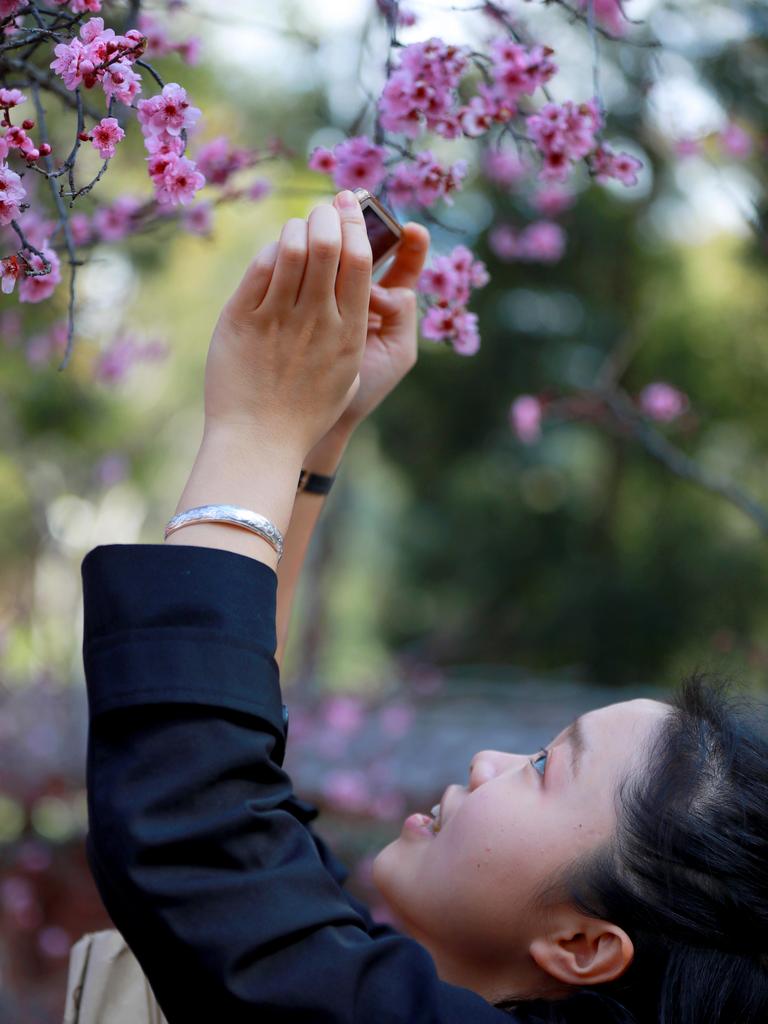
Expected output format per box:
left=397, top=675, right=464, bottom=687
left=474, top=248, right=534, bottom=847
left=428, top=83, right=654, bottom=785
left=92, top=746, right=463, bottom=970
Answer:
left=82, top=543, right=518, bottom=1023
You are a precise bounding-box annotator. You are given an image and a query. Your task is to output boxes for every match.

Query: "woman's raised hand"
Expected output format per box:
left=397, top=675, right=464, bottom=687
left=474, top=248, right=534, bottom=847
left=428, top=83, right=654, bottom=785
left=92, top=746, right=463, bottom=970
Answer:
left=337, top=213, right=430, bottom=433
left=203, top=190, right=373, bottom=460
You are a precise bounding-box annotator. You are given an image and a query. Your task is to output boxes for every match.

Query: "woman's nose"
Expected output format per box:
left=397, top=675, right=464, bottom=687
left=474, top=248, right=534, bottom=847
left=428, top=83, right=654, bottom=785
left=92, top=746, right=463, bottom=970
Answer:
left=468, top=750, right=526, bottom=790
left=469, top=750, right=507, bottom=789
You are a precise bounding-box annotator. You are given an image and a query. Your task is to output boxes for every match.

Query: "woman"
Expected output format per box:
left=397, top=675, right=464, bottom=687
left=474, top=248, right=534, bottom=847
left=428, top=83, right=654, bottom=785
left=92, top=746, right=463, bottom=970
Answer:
left=82, top=190, right=768, bottom=1023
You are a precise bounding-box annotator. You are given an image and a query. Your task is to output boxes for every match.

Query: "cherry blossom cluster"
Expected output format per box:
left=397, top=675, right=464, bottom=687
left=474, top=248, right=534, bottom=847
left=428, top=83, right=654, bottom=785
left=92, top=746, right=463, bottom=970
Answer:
left=527, top=101, right=643, bottom=187
left=50, top=17, right=145, bottom=103
left=137, top=82, right=204, bottom=205
left=307, top=24, right=649, bottom=360
left=418, top=245, right=489, bottom=355
left=379, top=38, right=472, bottom=139
left=0, top=2, right=285, bottom=367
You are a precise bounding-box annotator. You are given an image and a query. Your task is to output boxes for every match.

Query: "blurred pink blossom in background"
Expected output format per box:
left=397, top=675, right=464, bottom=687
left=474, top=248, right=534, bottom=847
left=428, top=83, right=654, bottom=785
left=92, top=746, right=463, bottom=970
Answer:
left=639, top=382, right=689, bottom=422
left=510, top=395, right=543, bottom=444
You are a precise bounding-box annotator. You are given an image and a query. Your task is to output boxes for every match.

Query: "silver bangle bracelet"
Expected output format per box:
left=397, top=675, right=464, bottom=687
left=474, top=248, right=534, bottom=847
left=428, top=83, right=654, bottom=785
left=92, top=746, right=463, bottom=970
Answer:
left=163, top=504, right=285, bottom=561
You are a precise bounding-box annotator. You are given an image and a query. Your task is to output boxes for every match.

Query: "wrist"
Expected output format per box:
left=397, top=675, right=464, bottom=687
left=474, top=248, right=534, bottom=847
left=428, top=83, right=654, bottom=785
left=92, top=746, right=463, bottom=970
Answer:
left=167, top=426, right=304, bottom=569
left=302, top=419, right=355, bottom=475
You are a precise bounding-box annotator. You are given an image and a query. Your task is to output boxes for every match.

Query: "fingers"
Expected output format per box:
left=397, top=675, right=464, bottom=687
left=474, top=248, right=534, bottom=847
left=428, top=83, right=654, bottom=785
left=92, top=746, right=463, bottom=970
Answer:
left=227, top=241, right=279, bottom=317
left=297, top=203, right=342, bottom=307
left=333, top=190, right=373, bottom=322
left=262, top=218, right=308, bottom=309
left=369, top=283, right=405, bottom=317
left=377, top=222, right=430, bottom=290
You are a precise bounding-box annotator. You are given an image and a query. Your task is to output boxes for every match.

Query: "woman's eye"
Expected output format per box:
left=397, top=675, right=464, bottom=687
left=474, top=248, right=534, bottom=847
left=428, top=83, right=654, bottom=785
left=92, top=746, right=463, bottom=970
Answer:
left=530, top=748, right=549, bottom=778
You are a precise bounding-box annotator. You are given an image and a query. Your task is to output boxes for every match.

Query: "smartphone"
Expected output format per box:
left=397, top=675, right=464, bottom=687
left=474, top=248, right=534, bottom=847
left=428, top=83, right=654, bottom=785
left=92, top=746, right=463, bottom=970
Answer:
left=353, top=188, right=403, bottom=272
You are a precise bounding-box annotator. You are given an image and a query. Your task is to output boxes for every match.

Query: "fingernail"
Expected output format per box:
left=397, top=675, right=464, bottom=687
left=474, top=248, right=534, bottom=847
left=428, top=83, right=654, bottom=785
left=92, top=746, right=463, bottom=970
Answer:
left=337, top=190, right=357, bottom=210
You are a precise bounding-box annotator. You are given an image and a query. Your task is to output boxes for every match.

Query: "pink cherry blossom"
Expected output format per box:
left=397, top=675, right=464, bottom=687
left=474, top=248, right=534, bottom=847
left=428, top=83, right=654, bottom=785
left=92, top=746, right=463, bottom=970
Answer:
left=489, top=223, right=518, bottom=260
left=177, top=37, right=202, bottom=65
left=387, top=150, right=467, bottom=208
left=590, top=144, right=642, bottom=186
left=419, top=263, right=461, bottom=301
left=330, top=136, right=386, bottom=192
left=183, top=202, right=213, bottom=236
left=17, top=247, right=61, bottom=303
left=196, top=136, right=256, bottom=185
left=151, top=153, right=206, bottom=205
left=4, top=125, right=38, bottom=159
left=517, top=221, right=566, bottom=262
left=9, top=210, right=53, bottom=249
left=639, top=382, right=689, bottom=422
left=527, top=99, right=602, bottom=183
left=0, top=163, right=26, bottom=225
left=138, top=11, right=173, bottom=56
left=308, top=146, right=336, bottom=175
left=25, top=320, right=67, bottom=366
left=50, top=18, right=145, bottom=95
left=453, top=309, right=480, bottom=355
left=719, top=122, right=752, bottom=159
left=488, top=39, right=557, bottom=107
left=57, top=0, right=102, bottom=12
left=247, top=179, right=272, bottom=201
left=69, top=212, right=92, bottom=245
left=482, top=147, right=527, bottom=187
left=90, top=116, right=125, bottom=159
left=0, top=0, right=27, bottom=17
left=458, top=94, right=496, bottom=138
left=378, top=38, right=470, bottom=139
left=0, top=88, right=25, bottom=108
left=509, top=395, right=542, bottom=444
left=93, top=195, right=142, bottom=241
left=94, top=334, right=168, bottom=384
left=101, top=62, right=142, bottom=105
left=137, top=82, right=200, bottom=142
left=533, top=185, right=575, bottom=217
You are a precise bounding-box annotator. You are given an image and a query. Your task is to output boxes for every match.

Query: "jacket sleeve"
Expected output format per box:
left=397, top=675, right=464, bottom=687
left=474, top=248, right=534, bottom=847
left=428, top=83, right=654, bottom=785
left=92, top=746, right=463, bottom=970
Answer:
left=82, top=544, right=513, bottom=1024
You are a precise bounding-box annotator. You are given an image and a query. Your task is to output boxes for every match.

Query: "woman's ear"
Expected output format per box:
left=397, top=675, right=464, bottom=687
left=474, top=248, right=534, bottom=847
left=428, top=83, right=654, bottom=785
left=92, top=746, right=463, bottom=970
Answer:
left=528, top=914, right=634, bottom=987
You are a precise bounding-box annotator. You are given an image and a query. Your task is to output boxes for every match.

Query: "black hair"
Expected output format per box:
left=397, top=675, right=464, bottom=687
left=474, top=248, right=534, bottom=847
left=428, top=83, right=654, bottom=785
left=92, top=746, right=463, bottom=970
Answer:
left=496, top=673, right=768, bottom=1023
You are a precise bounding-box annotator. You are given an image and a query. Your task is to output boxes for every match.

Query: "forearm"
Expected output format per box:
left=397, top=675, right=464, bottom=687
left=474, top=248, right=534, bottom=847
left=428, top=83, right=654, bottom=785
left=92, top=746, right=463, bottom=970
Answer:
left=275, top=422, right=354, bottom=667
left=164, top=424, right=303, bottom=574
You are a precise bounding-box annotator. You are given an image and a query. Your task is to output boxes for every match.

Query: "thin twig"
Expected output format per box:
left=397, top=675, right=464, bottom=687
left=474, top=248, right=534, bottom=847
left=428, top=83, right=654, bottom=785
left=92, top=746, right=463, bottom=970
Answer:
left=9, top=219, right=52, bottom=275
left=30, top=82, right=80, bottom=371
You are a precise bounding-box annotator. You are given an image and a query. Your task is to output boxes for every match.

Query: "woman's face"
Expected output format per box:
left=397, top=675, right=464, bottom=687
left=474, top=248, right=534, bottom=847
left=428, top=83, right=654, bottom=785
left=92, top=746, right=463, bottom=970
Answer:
left=372, top=698, right=670, bottom=995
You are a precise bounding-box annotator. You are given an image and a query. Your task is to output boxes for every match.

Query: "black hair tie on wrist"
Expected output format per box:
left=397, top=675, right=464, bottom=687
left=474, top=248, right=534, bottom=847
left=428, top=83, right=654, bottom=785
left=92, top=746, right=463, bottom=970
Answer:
left=297, top=470, right=335, bottom=495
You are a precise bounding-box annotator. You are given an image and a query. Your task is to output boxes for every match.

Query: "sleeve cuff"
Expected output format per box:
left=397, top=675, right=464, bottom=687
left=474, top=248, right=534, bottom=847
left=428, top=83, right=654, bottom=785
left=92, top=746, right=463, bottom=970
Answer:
left=81, top=544, right=285, bottom=732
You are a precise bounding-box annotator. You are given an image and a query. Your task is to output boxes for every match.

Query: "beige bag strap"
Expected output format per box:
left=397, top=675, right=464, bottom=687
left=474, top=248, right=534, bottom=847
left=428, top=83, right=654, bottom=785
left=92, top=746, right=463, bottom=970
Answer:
left=62, top=930, right=168, bottom=1024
